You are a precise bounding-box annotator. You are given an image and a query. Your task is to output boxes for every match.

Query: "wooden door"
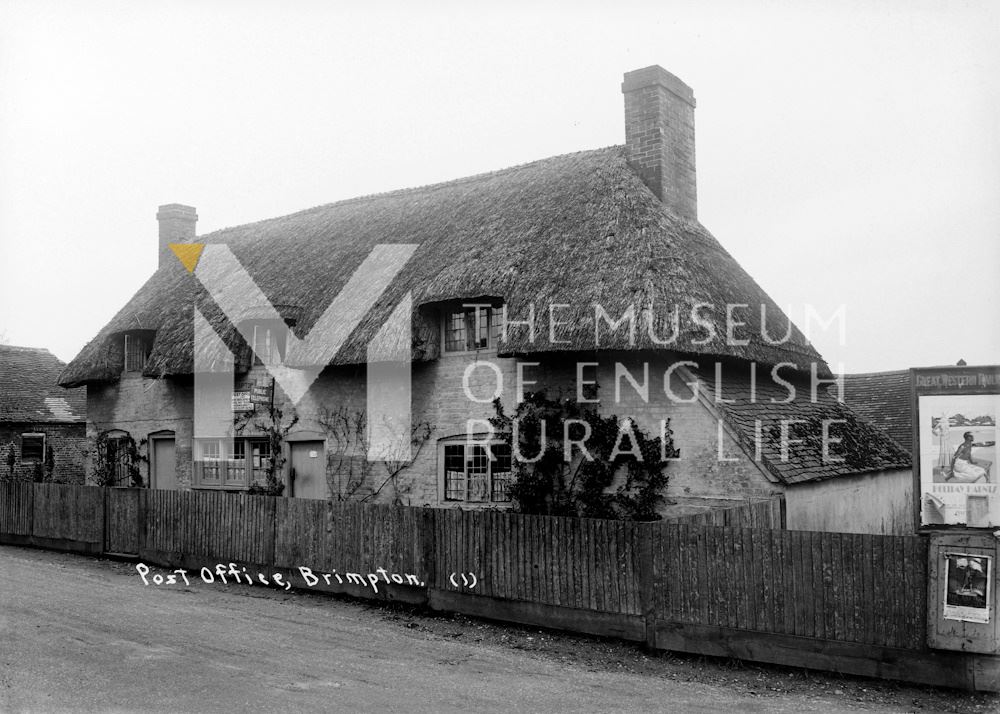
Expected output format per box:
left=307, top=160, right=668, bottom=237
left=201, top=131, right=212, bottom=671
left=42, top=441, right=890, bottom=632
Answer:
left=151, top=437, right=177, bottom=490
left=290, top=441, right=326, bottom=500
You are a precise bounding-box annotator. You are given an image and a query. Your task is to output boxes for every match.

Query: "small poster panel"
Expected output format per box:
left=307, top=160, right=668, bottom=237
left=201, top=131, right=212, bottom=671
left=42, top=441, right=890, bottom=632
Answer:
left=943, top=553, right=992, bottom=623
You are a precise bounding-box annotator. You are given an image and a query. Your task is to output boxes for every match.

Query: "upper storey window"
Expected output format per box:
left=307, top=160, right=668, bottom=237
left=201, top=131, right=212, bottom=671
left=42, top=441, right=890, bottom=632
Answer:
left=443, top=303, right=503, bottom=353
left=243, top=320, right=288, bottom=366
left=122, top=331, right=155, bottom=373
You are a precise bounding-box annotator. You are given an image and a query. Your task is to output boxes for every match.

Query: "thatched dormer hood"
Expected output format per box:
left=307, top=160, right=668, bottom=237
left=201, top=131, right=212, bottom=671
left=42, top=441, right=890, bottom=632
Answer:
left=59, top=145, right=829, bottom=387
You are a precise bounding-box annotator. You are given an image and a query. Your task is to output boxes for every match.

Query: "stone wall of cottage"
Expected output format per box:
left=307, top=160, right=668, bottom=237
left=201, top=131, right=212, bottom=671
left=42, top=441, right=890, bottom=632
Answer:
left=288, top=350, right=780, bottom=515
left=0, top=422, right=86, bottom=484
left=85, top=376, right=195, bottom=488
left=81, top=351, right=780, bottom=517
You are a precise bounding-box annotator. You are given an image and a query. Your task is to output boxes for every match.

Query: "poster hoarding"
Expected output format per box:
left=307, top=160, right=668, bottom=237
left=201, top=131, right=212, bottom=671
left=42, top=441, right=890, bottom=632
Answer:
left=914, top=366, right=1000, bottom=529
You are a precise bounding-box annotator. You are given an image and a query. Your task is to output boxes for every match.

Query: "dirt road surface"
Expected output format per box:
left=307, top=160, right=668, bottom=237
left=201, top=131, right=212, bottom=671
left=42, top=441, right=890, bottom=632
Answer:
left=0, top=545, right=996, bottom=713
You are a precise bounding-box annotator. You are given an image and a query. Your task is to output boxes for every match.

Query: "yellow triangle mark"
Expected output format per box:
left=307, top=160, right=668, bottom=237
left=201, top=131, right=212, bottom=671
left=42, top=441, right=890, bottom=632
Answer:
left=169, top=243, right=205, bottom=273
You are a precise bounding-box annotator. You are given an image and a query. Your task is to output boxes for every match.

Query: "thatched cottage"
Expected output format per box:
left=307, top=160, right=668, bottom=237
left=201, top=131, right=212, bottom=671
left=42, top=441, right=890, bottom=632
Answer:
left=59, top=66, right=911, bottom=532
left=1, top=345, right=86, bottom=483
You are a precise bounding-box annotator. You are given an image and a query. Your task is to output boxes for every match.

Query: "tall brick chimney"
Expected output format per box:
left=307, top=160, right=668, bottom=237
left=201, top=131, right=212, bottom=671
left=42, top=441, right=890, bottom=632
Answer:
left=622, top=66, right=697, bottom=221
left=156, top=203, right=198, bottom=268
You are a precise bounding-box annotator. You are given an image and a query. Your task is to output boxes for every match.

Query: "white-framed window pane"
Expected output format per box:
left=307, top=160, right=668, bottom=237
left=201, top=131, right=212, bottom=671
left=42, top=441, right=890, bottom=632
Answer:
left=443, top=444, right=465, bottom=500
left=250, top=440, right=270, bottom=482
left=490, top=307, right=503, bottom=347
left=467, top=445, right=489, bottom=502
left=469, top=309, right=489, bottom=350
left=444, top=312, right=467, bottom=352
left=490, top=442, right=512, bottom=502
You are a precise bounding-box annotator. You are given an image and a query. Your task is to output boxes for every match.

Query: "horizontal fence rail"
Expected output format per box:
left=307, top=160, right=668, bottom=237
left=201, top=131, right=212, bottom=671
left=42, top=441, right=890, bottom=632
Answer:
left=0, top=482, right=988, bottom=690
left=665, top=498, right=783, bottom=529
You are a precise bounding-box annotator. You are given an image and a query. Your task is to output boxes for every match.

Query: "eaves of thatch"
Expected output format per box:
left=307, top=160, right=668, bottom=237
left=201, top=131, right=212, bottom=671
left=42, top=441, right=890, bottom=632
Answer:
left=59, top=146, right=830, bottom=388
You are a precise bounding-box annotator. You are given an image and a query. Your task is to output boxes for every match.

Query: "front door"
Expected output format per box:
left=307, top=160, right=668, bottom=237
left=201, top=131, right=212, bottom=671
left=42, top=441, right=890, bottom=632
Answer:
left=290, top=441, right=326, bottom=499
left=151, top=437, right=177, bottom=490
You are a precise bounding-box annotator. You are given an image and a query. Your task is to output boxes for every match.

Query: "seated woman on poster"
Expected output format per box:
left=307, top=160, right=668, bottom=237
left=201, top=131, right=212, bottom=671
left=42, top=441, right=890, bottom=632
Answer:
left=949, top=432, right=989, bottom=483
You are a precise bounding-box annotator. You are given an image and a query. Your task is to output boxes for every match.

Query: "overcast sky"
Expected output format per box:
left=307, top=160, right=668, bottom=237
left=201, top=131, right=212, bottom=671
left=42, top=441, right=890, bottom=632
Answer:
left=1, top=0, right=997, bottom=374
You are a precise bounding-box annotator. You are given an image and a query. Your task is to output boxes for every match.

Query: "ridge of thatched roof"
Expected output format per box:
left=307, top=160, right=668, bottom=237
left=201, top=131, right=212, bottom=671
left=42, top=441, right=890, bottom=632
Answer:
left=1, top=345, right=86, bottom=423
left=59, top=146, right=830, bottom=387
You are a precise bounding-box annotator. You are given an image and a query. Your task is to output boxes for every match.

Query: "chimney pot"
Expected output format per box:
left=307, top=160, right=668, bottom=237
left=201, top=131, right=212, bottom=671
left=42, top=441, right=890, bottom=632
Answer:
left=622, top=65, right=697, bottom=220
left=157, top=203, right=198, bottom=268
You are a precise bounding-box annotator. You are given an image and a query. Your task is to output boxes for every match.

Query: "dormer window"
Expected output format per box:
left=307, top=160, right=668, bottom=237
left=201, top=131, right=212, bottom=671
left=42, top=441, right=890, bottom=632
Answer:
left=443, top=303, right=503, bottom=353
left=122, top=330, right=154, bottom=373
left=245, top=320, right=287, bottom=366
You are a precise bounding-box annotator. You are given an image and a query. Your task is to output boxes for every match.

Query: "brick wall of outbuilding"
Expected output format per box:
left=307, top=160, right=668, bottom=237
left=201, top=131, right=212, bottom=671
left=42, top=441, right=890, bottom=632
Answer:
left=0, top=422, right=86, bottom=484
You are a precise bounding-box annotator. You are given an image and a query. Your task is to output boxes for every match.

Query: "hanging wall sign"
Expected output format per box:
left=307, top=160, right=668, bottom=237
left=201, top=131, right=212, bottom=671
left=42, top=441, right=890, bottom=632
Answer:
left=232, top=390, right=253, bottom=412
left=943, top=552, right=992, bottom=623
left=913, top=366, right=1000, bottom=529
left=250, top=378, right=274, bottom=407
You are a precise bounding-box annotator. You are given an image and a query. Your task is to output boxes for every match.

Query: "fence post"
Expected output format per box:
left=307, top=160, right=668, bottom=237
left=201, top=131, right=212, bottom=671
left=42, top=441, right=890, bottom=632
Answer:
left=137, top=488, right=147, bottom=558
left=418, top=507, right=436, bottom=592
left=265, top=495, right=278, bottom=567
left=101, top=487, right=109, bottom=555
left=638, top=522, right=656, bottom=648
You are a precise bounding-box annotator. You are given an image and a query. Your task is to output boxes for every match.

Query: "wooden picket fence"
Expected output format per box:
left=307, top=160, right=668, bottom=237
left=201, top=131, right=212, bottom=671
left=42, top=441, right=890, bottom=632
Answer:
left=650, top=524, right=927, bottom=651
left=0, top=481, right=987, bottom=689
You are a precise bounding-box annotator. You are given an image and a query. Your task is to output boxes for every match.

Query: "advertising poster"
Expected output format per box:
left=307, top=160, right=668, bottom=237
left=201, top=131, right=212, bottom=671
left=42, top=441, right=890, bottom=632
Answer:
left=914, top=368, right=1000, bottom=528
left=943, top=553, right=992, bottom=623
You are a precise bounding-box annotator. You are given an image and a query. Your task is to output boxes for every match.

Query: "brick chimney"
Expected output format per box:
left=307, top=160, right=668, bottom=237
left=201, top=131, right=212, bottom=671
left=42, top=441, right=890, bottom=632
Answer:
left=156, top=203, right=198, bottom=268
left=622, top=66, right=697, bottom=220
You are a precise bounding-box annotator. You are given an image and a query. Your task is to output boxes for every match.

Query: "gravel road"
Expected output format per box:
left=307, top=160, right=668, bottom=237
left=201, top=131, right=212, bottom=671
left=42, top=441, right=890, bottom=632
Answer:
left=0, top=545, right=996, bottom=713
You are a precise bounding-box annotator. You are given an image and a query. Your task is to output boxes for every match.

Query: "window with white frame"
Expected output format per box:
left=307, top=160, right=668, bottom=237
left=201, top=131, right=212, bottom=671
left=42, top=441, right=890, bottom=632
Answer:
left=442, top=304, right=504, bottom=353
left=193, top=437, right=267, bottom=490
left=441, top=440, right=512, bottom=503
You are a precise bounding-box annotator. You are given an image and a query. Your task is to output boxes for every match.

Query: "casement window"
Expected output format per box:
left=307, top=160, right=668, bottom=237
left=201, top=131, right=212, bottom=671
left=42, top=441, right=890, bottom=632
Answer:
left=443, top=305, right=504, bottom=353
left=123, top=332, right=153, bottom=372
left=441, top=440, right=512, bottom=503
left=193, top=437, right=269, bottom=490
left=250, top=440, right=271, bottom=482
left=20, top=434, right=45, bottom=462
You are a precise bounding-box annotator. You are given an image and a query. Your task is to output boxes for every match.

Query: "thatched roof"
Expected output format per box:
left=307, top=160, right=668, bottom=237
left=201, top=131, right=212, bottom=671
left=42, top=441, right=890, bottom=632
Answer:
left=836, top=370, right=912, bottom=454
left=59, top=146, right=829, bottom=387
left=1, top=345, right=86, bottom=423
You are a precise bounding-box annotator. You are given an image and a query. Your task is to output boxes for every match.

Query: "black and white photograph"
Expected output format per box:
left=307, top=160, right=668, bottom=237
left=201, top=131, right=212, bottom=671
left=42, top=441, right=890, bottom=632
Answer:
left=2, top=1, right=1000, bottom=711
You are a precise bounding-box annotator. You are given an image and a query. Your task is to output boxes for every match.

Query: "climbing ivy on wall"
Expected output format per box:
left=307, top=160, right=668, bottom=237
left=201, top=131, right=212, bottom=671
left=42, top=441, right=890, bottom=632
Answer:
left=92, top=432, right=145, bottom=488
left=489, top=390, right=679, bottom=521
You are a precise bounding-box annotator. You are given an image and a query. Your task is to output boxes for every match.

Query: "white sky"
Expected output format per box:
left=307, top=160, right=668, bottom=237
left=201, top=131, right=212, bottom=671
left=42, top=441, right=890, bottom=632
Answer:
left=1, top=0, right=998, bottom=373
